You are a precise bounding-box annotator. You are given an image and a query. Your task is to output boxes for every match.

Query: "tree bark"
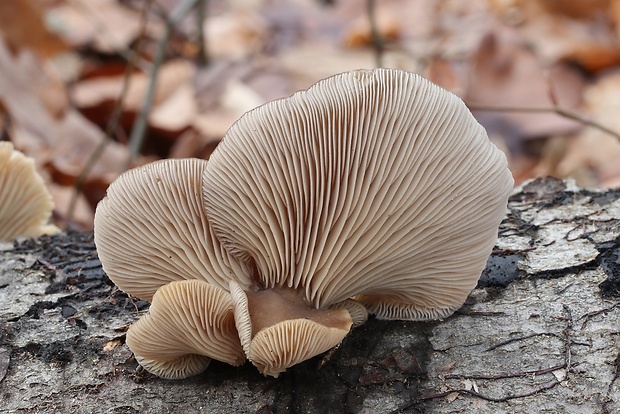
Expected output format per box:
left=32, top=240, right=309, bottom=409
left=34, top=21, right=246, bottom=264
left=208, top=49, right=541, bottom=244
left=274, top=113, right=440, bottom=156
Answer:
left=1, top=177, right=619, bottom=413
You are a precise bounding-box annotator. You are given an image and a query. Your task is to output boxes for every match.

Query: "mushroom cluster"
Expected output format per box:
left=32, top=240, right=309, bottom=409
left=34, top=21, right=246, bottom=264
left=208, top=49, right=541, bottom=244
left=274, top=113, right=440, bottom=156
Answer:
left=0, top=141, right=58, bottom=242
left=94, top=69, right=514, bottom=379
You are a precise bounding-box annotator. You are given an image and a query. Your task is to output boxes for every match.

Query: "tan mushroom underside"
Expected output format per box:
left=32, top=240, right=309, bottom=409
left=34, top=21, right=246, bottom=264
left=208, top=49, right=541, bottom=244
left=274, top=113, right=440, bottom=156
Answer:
left=203, top=68, right=513, bottom=320
left=329, top=299, right=368, bottom=327
left=0, top=142, right=57, bottom=242
left=229, top=281, right=352, bottom=377
left=127, top=280, right=245, bottom=379
left=94, top=158, right=254, bottom=301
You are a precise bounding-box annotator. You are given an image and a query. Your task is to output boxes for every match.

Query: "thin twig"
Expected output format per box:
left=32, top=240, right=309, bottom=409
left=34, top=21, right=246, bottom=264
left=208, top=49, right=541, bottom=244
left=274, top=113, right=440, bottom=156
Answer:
left=454, top=310, right=506, bottom=317
left=67, top=0, right=151, bottom=71
left=578, top=303, right=619, bottom=330
left=127, top=0, right=200, bottom=164
left=367, top=0, right=384, bottom=68
left=66, top=0, right=153, bottom=226
left=412, top=306, right=576, bottom=408
left=196, top=0, right=209, bottom=67
left=444, top=363, right=566, bottom=380
left=485, top=333, right=556, bottom=351
left=468, top=103, right=620, bottom=142
left=562, top=304, right=573, bottom=373
left=418, top=380, right=560, bottom=403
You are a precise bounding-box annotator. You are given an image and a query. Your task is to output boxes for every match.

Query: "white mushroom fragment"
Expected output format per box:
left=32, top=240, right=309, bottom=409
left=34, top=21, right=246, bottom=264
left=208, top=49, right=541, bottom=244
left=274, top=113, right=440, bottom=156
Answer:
left=126, top=280, right=245, bottom=379
left=0, top=141, right=58, bottom=242
left=203, top=68, right=513, bottom=373
left=94, top=158, right=255, bottom=301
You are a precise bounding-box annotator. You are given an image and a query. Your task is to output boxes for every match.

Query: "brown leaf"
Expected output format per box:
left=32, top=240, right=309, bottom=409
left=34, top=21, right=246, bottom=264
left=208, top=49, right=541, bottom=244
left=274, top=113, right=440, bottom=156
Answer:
left=0, top=0, right=68, bottom=59
left=45, top=0, right=152, bottom=52
left=0, top=36, right=127, bottom=208
left=466, top=27, right=584, bottom=139
left=150, top=83, right=197, bottom=135
left=424, top=57, right=463, bottom=95
left=169, top=129, right=219, bottom=160
left=72, top=60, right=195, bottom=114
left=530, top=0, right=610, bottom=20
left=48, top=183, right=94, bottom=230
left=553, top=71, right=620, bottom=187
left=341, top=12, right=400, bottom=48
left=206, top=10, right=270, bottom=60
left=103, top=339, right=123, bottom=352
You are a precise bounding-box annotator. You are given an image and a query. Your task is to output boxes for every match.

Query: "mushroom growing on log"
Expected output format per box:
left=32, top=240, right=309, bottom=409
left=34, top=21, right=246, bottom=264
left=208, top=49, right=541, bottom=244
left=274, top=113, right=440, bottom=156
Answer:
left=0, top=141, right=58, bottom=242
left=94, top=68, right=513, bottom=379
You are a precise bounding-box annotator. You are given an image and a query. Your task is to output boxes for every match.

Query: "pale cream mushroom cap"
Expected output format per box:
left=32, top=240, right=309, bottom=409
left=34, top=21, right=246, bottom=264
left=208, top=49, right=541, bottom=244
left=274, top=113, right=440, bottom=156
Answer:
left=94, top=158, right=255, bottom=301
left=126, top=280, right=245, bottom=379
left=0, top=142, right=58, bottom=242
left=229, top=281, right=352, bottom=377
left=204, top=68, right=513, bottom=320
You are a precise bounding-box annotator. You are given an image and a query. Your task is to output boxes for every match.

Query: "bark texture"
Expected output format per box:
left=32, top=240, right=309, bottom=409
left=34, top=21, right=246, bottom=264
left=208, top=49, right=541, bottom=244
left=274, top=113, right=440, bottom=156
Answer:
left=1, top=177, right=619, bottom=413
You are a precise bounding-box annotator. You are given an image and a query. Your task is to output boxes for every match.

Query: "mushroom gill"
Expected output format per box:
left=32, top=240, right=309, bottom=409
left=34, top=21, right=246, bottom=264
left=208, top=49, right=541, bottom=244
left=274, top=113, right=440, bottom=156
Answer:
left=94, top=158, right=255, bottom=302
left=126, top=280, right=245, bottom=379
left=94, top=68, right=513, bottom=379
left=0, top=141, right=58, bottom=242
left=202, top=68, right=513, bottom=372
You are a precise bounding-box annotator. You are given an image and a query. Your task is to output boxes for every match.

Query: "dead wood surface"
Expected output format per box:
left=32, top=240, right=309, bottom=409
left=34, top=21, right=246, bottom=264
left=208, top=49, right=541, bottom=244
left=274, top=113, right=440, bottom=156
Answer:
left=1, top=177, right=619, bottom=414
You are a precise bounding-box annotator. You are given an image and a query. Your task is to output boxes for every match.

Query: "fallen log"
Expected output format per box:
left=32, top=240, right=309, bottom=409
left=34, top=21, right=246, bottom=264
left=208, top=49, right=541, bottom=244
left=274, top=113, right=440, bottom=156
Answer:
left=1, top=177, right=618, bottom=413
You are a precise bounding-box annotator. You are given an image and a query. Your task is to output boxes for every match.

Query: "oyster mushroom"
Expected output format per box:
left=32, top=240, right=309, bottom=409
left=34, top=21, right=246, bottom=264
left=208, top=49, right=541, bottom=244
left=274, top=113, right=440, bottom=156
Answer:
left=94, top=158, right=255, bottom=302
left=94, top=68, right=513, bottom=379
left=0, top=141, right=58, bottom=242
left=126, top=279, right=245, bottom=379
left=203, top=68, right=513, bottom=375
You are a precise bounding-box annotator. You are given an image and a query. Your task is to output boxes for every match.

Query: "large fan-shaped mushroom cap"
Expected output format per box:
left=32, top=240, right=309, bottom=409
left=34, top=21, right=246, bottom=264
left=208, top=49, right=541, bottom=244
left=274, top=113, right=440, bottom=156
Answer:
left=94, top=158, right=255, bottom=301
left=203, top=68, right=513, bottom=320
left=0, top=141, right=57, bottom=242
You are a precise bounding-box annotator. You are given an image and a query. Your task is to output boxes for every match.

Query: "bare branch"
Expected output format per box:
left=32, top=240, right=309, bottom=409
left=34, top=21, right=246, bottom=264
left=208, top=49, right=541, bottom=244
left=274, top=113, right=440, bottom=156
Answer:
left=468, top=103, right=620, bottom=142
left=66, top=0, right=154, bottom=226
left=366, top=0, right=384, bottom=68
left=127, top=0, right=201, bottom=164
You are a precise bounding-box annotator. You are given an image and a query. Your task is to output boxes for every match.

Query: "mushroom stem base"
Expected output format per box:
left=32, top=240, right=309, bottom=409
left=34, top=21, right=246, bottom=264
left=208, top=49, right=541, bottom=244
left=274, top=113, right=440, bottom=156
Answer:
left=229, top=283, right=353, bottom=377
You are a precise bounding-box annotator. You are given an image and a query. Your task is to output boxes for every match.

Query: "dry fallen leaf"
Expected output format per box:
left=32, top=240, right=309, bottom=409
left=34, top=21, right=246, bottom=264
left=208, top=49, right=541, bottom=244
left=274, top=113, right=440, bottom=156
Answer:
left=72, top=59, right=195, bottom=116
left=466, top=27, right=584, bottom=139
left=553, top=71, right=620, bottom=187
left=48, top=183, right=95, bottom=230
left=45, top=0, right=156, bottom=53
left=205, top=9, right=270, bottom=60
left=0, top=0, right=68, bottom=59
left=341, top=12, right=401, bottom=48
left=149, top=83, right=198, bottom=135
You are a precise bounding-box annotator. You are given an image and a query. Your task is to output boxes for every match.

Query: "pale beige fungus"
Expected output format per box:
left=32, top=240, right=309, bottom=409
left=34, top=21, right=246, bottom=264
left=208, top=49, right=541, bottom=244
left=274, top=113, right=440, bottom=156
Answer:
left=126, top=280, right=245, bottom=379
left=94, top=68, right=513, bottom=380
left=0, top=141, right=57, bottom=242
left=203, top=68, right=514, bottom=322
left=94, top=158, right=254, bottom=301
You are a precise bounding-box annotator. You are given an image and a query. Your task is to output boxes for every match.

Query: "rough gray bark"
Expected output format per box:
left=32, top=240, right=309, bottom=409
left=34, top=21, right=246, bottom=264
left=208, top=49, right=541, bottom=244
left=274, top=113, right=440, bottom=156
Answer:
left=1, top=177, right=619, bottom=414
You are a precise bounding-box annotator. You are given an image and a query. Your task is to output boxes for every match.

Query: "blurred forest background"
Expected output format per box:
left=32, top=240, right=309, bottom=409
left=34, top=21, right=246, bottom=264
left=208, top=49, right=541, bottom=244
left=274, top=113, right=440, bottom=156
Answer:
left=2, top=0, right=620, bottom=232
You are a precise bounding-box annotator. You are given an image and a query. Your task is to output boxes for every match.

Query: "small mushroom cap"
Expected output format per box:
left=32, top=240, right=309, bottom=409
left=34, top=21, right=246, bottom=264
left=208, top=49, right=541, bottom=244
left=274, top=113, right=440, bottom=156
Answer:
left=126, top=279, right=245, bottom=379
left=204, top=68, right=513, bottom=320
left=229, top=282, right=352, bottom=377
left=329, top=299, right=368, bottom=327
left=0, top=142, right=57, bottom=242
left=94, top=158, right=255, bottom=301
